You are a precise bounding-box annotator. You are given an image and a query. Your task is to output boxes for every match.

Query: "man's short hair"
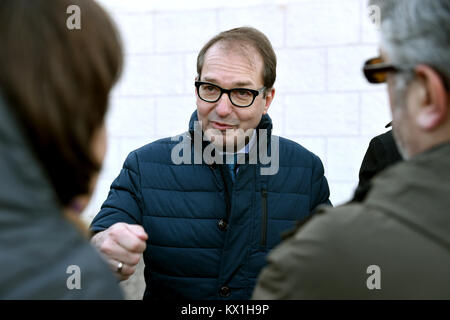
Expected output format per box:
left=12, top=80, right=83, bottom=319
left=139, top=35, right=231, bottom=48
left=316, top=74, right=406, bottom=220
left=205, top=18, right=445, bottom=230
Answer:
left=197, top=27, right=277, bottom=92
left=370, top=0, right=450, bottom=90
left=0, top=0, right=123, bottom=206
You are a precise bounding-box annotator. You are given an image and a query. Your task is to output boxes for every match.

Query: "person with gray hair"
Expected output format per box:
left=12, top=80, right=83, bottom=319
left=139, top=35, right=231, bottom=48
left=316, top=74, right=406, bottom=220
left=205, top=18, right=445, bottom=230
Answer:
left=252, top=0, right=450, bottom=299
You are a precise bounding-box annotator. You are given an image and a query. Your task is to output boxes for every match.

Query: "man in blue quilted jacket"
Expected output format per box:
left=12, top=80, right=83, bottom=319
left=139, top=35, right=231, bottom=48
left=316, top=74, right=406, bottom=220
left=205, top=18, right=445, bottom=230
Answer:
left=90, top=27, right=331, bottom=300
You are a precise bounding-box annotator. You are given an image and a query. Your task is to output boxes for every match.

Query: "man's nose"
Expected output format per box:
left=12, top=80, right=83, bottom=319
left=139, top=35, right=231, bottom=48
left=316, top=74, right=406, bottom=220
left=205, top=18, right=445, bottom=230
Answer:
left=215, top=93, right=233, bottom=117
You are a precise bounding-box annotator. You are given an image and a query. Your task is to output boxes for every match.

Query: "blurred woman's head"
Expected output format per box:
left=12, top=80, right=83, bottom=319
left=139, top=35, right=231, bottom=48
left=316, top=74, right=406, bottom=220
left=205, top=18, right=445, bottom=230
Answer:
left=0, top=0, right=122, bottom=209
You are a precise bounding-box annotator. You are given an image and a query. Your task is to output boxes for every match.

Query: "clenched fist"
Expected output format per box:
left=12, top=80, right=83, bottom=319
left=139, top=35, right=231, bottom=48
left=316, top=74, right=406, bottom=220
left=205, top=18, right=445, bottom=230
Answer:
left=91, top=222, right=148, bottom=281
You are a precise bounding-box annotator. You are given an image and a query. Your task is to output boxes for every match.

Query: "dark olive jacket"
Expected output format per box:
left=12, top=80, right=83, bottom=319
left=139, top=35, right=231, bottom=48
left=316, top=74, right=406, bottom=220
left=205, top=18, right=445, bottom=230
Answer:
left=253, top=142, right=450, bottom=299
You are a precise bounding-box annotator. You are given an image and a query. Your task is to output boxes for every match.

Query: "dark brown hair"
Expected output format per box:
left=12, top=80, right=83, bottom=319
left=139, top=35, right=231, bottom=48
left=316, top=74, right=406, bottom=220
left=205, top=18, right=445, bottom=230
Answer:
left=0, top=0, right=123, bottom=206
left=197, top=27, right=277, bottom=92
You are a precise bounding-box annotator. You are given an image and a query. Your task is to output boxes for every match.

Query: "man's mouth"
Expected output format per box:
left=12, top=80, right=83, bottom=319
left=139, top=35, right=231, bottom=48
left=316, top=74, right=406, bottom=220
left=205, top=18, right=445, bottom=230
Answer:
left=211, top=121, right=235, bottom=130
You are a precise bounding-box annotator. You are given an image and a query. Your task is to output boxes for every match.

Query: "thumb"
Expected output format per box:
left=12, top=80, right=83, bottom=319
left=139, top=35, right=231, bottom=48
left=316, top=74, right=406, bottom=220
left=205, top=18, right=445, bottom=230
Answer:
left=125, top=224, right=148, bottom=241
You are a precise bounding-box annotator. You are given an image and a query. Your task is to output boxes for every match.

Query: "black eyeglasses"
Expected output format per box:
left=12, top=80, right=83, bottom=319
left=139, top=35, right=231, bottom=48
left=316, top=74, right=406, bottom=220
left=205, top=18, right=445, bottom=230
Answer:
left=363, top=57, right=401, bottom=84
left=195, top=81, right=266, bottom=108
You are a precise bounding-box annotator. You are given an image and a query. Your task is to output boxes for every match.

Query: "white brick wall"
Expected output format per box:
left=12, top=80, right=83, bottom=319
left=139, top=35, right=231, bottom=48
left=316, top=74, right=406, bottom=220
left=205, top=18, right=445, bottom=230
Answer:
left=218, top=5, right=285, bottom=48
left=87, top=0, right=392, bottom=299
left=286, top=0, right=361, bottom=47
left=285, top=93, right=360, bottom=136
left=277, top=49, right=327, bottom=93
left=155, top=11, right=219, bottom=53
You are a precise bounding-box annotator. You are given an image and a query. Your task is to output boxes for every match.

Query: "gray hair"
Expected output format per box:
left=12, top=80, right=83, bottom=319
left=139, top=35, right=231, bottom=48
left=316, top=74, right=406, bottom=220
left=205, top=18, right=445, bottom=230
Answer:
left=369, top=0, right=450, bottom=90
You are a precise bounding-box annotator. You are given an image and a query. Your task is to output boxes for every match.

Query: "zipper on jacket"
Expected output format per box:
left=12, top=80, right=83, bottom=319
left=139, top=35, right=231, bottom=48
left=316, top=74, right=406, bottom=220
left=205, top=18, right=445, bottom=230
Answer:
left=261, top=189, right=268, bottom=246
left=217, top=165, right=231, bottom=221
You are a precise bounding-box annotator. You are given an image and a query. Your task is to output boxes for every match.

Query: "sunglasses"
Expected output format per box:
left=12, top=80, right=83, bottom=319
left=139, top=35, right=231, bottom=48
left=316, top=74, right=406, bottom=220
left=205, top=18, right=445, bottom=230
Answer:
left=363, top=57, right=401, bottom=84
left=364, top=57, right=450, bottom=91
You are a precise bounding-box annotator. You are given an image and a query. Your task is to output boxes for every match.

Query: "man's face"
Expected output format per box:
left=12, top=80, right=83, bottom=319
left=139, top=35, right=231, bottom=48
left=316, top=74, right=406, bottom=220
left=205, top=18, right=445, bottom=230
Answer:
left=196, top=43, right=274, bottom=150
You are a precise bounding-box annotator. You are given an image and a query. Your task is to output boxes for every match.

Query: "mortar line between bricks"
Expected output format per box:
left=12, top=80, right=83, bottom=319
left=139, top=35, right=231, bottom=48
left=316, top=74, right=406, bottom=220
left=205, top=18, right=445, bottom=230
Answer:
left=282, top=44, right=377, bottom=50
left=129, top=45, right=378, bottom=56
left=110, top=91, right=383, bottom=99
left=215, top=8, right=220, bottom=32
left=325, top=48, right=329, bottom=92
left=111, top=88, right=385, bottom=96
left=358, top=0, right=364, bottom=44
left=279, top=90, right=384, bottom=95
left=151, top=12, right=156, bottom=54
left=324, top=137, right=329, bottom=175
left=141, top=43, right=378, bottom=55
left=358, top=92, right=362, bottom=135
left=283, top=4, right=287, bottom=48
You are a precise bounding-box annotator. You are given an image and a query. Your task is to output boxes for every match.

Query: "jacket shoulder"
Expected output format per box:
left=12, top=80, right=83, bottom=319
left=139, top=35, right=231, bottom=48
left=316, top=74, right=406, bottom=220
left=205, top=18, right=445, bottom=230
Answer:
left=277, top=136, right=322, bottom=168
left=128, top=134, right=188, bottom=166
left=256, top=200, right=450, bottom=299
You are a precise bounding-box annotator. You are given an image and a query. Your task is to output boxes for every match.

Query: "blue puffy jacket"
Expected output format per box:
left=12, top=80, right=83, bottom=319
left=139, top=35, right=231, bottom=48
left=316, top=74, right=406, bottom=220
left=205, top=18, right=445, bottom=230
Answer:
left=91, top=111, right=331, bottom=300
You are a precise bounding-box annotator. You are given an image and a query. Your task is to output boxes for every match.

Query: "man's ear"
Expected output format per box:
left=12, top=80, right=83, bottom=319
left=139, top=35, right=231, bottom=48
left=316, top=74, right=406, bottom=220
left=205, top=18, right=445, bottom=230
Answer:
left=414, top=64, right=448, bottom=130
left=263, top=88, right=276, bottom=115
left=195, top=76, right=199, bottom=95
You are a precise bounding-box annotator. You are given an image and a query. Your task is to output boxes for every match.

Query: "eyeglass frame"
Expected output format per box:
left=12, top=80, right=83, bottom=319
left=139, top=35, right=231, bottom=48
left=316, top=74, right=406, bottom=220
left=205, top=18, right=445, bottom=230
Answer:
left=195, top=81, right=266, bottom=108
left=362, top=57, right=402, bottom=84
left=363, top=57, right=450, bottom=90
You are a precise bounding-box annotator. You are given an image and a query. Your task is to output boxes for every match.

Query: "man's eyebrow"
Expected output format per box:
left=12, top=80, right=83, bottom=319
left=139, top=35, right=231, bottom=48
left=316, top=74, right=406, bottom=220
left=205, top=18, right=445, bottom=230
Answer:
left=202, top=77, right=254, bottom=88
left=202, top=77, right=218, bottom=84
left=233, top=81, right=254, bottom=87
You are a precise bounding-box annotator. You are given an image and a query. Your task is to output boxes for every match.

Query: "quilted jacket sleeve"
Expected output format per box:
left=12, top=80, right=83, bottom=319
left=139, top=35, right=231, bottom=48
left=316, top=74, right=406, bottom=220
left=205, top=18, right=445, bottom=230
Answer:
left=90, top=151, right=144, bottom=233
left=310, top=154, right=332, bottom=210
